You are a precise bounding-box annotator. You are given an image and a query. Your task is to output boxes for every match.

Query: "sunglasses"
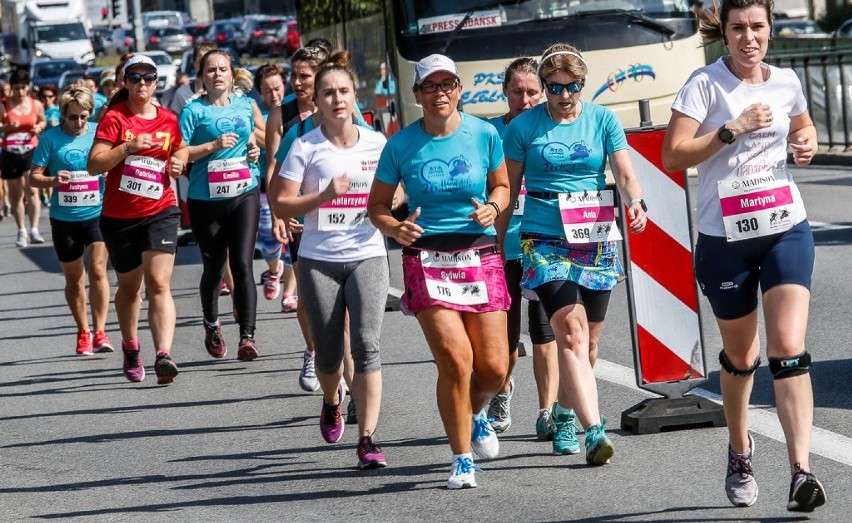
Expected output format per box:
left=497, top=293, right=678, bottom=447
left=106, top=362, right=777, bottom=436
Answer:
left=544, top=81, right=584, bottom=95
left=418, top=79, right=459, bottom=94
left=126, top=72, right=158, bottom=85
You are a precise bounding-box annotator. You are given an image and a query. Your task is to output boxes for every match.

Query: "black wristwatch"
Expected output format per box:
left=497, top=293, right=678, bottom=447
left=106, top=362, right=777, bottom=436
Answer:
left=717, top=125, right=735, bottom=144
left=629, top=198, right=648, bottom=212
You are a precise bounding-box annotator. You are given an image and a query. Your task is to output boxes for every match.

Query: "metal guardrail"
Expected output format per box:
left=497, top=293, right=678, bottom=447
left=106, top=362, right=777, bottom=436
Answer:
left=767, top=47, right=852, bottom=150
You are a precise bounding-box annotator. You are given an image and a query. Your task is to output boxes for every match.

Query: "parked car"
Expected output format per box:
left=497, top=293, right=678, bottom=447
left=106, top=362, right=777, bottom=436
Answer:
left=184, top=22, right=210, bottom=43
left=179, top=46, right=242, bottom=80
left=235, top=15, right=288, bottom=57
left=136, top=50, right=179, bottom=94
left=204, top=18, right=241, bottom=49
left=269, top=19, right=300, bottom=58
left=109, top=26, right=136, bottom=55
left=29, top=58, right=79, bottom=91
left=56, top=65, right=108, bottom=90
left=772, top=19, right=830, bottom=38
left=144, top=26, right=192, bottom=56
left=835, top=18, right=852, bottom=38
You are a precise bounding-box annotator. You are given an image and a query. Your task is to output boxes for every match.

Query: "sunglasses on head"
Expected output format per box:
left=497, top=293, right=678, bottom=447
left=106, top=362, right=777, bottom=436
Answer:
left=126, top=72, right=158, bottom=85
left=544, top=80, right=584, bottom=95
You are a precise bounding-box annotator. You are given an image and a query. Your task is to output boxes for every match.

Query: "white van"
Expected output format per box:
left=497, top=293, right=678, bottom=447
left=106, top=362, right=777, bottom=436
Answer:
left=141, top=10, right=187, bottom=29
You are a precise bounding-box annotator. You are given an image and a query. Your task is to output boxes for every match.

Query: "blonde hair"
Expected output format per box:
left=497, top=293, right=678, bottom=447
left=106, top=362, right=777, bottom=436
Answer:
left=538, top=44, right=588, bottom=80
left=57, top=85, right=95, bottom=117
left=234, top=68, right=254, bottom=94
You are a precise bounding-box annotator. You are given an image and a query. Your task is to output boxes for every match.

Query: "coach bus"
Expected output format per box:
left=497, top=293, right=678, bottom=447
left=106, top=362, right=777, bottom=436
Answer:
left=296, top=0, right=706, bottom=132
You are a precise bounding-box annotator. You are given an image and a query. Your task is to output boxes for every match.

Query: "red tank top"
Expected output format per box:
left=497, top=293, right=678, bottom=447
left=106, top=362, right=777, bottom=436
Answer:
left=2, top=97, right=39, bottom=153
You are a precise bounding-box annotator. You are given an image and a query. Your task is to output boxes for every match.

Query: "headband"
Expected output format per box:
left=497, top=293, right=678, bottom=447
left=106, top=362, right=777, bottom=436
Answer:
left=537, top=51, right=588, bottom=78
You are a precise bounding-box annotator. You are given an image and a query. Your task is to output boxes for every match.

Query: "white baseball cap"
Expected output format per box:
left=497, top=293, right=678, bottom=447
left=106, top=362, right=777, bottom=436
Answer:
left=123, top=55, right=158, bottom=74
left=413, top=54, right=459, bottom=86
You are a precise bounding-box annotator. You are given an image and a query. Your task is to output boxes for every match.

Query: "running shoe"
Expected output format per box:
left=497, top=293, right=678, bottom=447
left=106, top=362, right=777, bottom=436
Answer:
left=15, top=230, right=27, bottom=248
left=487, top=376, right=514, bottom=433
left=203, top=321, right=227, bottom=358
left=93, top=331, right=114, bottom=353
left=281, top=292, right=298, bottom=313
left=552, top=406, right=581, bottom=455
left=447, top=455, right=480, bottom=489
left=75, top=330, right=93, bottom=356
left=259, top=269, right=270, bottom=285
left=121, top=340, right=145, bottom=383
left=536, top=408, right=556, bottom=441
left=319, top=382, right=345, bottom=443
left=584, top=423, right=614, bottom=466
left=30, top=229, right=45, bottom=244
left=725, top=434, right=758, bottom=507
left=219, top=280, right=231, bottom=296
left=154, top=351, right=178, bottom=385
left=346, top=398, right=358, bottom=425
left=356, top=436, right=387, bottom=469
left=263, top=263, right=283, bottom=300
left=471, top=409, right=499, bottom=460
left=299, top=349, right=320, bottom=392
left=787, top=463, right=826, bottom=512
left=237, top=337, right=259, bottom=361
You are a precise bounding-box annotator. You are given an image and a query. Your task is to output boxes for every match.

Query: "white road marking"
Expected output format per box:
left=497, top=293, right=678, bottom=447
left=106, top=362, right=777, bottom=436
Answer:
left=593, top=358, right=852, bottom=467
left=809, top=221, right=852, bottom=231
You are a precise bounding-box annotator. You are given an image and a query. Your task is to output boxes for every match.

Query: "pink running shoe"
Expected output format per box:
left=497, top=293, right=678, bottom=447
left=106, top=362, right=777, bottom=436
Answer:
left=319, top=382, right=345, bottom=443
left=263, top=263, right=283, bottom=300
left=220, top=280, right=231, bottom=296
left=76, top=330, right=93, bottom=356
left=237, top=337, right=259, bottom=361
left=357, top=436, right=388, bottom=469
left=122, top=340, right=145, bottom=382
left=281, top=293, right=298, bottom=313
left=93, top=331, right=115, bottom=353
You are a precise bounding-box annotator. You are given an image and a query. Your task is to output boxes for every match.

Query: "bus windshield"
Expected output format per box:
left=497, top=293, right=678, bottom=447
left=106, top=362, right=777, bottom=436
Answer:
left=400, top=0, right=693, bottom=38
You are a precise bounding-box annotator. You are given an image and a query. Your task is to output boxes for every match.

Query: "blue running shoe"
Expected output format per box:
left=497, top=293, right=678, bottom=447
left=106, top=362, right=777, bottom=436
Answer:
left=447, top=456, right=480, bottom=489
left=552, top=406, right=580, bottom=455
left=584, top=422, right=614, bottom=465
left=471, top=409, right=499, bottom=460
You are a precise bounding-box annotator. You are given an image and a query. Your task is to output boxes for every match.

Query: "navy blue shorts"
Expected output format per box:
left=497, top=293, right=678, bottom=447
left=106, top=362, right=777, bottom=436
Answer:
left=694, top=220, right=814, bottom=320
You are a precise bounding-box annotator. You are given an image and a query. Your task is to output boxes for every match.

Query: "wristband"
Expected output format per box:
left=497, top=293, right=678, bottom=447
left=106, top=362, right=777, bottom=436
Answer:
left=486, top=201, right=501, bottom=218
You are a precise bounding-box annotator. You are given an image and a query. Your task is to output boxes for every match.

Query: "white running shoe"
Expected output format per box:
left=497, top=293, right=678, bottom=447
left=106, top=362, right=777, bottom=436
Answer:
left=471, top=409, right=499, bottom=460
left=447, top=455, right=480, bottom=489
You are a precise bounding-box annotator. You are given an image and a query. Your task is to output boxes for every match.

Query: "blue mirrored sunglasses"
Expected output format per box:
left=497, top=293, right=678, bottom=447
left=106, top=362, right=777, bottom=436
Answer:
left=544, top=80, right=584, bottom=95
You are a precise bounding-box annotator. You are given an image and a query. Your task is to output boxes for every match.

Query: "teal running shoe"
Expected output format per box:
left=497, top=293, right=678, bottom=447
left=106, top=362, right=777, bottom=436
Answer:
left=584, top=423, right=614, bottom=465
left=535, top=408, right=555, bottom=441
left=552, top=406, right=580, bottom=455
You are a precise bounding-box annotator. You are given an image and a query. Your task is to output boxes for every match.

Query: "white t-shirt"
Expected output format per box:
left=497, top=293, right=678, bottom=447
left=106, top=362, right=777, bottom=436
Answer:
left=279, top=126, right=388, bottom=263
left=672, top=57, right=808, bottom=237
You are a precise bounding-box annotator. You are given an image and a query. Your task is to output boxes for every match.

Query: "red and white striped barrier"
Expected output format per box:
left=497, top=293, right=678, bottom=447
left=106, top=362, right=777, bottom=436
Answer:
left=623, top=127, right=705, bottom=395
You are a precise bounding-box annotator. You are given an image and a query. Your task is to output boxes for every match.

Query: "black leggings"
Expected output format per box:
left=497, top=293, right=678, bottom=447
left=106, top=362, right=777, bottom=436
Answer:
left=188, top=188, right=260, bottom=337
left=505, top=259, right=556, bottom=350
left=534, top=279, right=612, bottom=323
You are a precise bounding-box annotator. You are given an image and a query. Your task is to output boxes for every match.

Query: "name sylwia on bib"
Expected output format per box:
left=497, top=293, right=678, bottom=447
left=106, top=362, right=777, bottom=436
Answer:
left=6, top=132, right=34, bottom=154
left=58, top=170, right=100, bottom=207
left=120, top=155, right=165, bottom=200
left=317, top=175, right=372, bottom=231
left=420, top=249, right=488, bottom=306
left=718, top=167, right=805, bottom=241
left=558, top=189, right=622, bottom=243
left=208, top=157, right=252, bottom=199
left=513, top=180, right=527, bottom=216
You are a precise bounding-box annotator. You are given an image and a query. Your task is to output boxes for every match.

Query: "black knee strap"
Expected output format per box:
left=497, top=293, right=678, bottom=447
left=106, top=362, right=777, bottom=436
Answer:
left=719, top=351, right=761, bottom=377
left=768, top=351, right=811, bottom=379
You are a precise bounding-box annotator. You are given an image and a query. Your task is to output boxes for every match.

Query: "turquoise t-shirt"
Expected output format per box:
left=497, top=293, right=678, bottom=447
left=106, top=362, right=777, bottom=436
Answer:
left=503, top=103, right=627, bottom=238
left=44, top=106, right=61, bottom=128
left=180, top=94, right=260, bottom=201
left=93, top=92, right=108, bottom=121
left=375, top=112, right=504, bottom=237
left=32, top=123, right=103, bottom=222
left=486, top=114, right=522, bottom=260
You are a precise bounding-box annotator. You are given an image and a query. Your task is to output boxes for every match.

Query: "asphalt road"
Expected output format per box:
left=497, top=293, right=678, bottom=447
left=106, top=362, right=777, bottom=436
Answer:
left=0, top=164, right=850, bottom=521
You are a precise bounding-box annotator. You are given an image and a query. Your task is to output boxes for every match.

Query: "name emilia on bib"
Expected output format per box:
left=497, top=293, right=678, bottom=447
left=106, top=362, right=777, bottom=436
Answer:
left=717, top=166, right=805, bottom=241
left=420, top=249, right=489, bottom=306
left=317, top=174, right=372, bottom=231
left=121, top=155, right=165, bottom=200
left=58, top=170, right=100, bottom=207
left=208, top=156, right=252, bottom=198
left=558, top=189, right=622, bottom=243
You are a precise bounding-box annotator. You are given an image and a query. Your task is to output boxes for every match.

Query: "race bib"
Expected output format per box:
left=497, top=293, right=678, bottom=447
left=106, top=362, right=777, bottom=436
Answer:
left=420, top=249, right=488, bottom=306
left=58, top=171, right=100, bottom=207
left=513, top=180, right=527, bottom=216
left=120, top=155, right=166, bottom=200
left=6, top=132, right=34, bottom=154
left=317, top=174, right=372, bottom=231
left=718, top=167, right=806, bottom=241
left=208, top=156, right=252, bottom=199
left=558, top=189, right=622, bottom=243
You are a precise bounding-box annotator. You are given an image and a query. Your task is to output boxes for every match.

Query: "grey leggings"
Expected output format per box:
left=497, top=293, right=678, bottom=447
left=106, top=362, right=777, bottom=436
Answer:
left=297, top=256, right=389, bottom=374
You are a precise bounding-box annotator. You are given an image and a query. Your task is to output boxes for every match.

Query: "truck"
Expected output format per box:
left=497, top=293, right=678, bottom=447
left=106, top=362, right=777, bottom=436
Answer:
left=0, top=0, right=96, bottom=68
